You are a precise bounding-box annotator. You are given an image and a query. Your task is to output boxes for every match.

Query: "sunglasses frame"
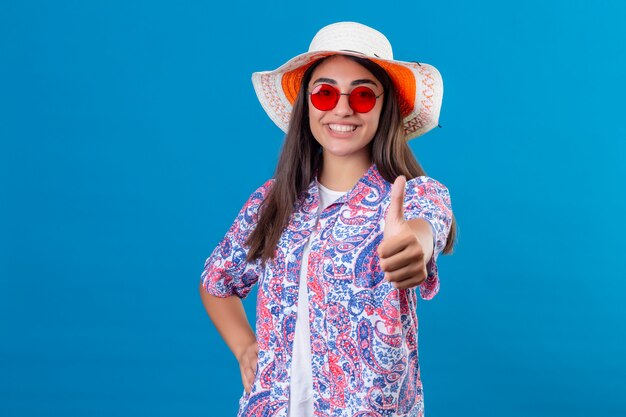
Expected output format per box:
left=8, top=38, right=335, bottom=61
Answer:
left=307, top=83, right=384, bottom=113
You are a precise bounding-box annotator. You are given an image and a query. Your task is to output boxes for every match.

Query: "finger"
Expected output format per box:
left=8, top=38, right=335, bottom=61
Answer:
left=380, top=247, right=420, bottom=272
left=241, top=368, right=250, bottom=393
left=391, top=275, right=423, bottom=290
left=385, top=262, right=426, bottom=283
left=386, top=176, right=407, bottom=226
left=245, top=367, right=255, bottom=391
left=252, top=355, right=258, bottom=376
left=246, top=362, right=255, bottom=379
left=378, top=230, right=418, bottom=259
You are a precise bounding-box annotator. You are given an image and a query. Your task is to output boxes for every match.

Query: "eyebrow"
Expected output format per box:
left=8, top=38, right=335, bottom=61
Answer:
left=312, top=77, right=379, bottom=87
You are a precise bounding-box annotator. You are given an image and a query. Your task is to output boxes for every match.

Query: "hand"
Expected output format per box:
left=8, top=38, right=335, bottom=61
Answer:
left=237, top=340, right=259, bottom=394
left=377, top=176, right=428, bottom=290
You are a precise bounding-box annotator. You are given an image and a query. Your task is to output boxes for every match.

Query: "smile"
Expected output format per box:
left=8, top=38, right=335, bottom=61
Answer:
left=328, top=124, right=357, bottom=132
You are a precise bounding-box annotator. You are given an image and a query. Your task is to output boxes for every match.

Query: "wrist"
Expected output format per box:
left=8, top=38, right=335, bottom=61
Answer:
left=233, top=337, right=257, bottom=362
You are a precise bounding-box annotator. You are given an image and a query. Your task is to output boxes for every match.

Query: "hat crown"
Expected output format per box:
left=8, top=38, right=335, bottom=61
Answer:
left=308, top=22, right=393, bottom=60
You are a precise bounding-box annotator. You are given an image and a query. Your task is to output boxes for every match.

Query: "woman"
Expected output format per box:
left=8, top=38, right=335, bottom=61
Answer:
left=199, top=22, right=457, bottom=417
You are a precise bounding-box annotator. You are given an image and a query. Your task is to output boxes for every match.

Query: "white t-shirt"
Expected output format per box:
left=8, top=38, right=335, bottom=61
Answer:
left=287, top=180, right=346, bottom=417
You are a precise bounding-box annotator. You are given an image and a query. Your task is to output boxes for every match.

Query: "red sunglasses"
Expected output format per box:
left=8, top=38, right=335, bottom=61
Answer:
left=307, top=83, right=383, bottom=113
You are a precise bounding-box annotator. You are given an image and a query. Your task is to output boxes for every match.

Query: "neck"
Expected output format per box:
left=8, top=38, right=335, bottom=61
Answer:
left=318, top=151, right=372, bottom=192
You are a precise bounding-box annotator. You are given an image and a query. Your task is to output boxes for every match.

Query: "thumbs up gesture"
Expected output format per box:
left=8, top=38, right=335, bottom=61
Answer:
left=377, top=176, right=429, bottom=290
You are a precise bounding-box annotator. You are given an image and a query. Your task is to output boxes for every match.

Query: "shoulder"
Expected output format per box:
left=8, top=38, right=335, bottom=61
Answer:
left=255, top=178, right=276, bottom=197
left=245, top=178, right=275, bottom=207
left=234, top=178, right=275, bottom=225
left=406, top=175, right=448, bottom=189
left=378, top=175, right=448, bottom=200
left=403, top=176, right=452, bottom=214
left=405, top=175, right=450, bottom=199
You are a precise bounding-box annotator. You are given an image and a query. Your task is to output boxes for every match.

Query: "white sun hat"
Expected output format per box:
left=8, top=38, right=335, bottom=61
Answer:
left=251, top=21, right=444, bottom=141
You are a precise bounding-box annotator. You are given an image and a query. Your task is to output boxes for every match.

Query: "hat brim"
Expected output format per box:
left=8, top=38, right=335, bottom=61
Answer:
left=252, top=50, right=443, bottom=141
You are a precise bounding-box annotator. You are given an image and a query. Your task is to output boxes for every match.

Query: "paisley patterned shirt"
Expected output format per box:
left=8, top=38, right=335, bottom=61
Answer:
left=200, top=163, right=453, bottom=417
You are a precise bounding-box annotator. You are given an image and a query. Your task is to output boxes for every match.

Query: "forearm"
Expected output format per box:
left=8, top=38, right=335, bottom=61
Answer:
left=199, top=283, right=256, bottom=360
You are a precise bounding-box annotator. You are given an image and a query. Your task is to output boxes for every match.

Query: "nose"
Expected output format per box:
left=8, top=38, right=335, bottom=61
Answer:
left=333, top=93, right=354, bottom=116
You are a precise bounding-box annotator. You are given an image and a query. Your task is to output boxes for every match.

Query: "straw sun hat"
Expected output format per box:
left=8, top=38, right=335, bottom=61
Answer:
left=251, top=21, right=444, bottom=141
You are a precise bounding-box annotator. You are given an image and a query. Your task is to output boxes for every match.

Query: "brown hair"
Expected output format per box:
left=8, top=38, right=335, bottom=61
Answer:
left=246, top=55, right=457, bottom=263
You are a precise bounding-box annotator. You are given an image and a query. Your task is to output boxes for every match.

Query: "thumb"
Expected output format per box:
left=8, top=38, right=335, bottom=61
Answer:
left=386, top=175, right=407, bottom=227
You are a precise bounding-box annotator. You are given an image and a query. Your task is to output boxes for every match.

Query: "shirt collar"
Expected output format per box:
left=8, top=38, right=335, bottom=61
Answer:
left=307, top=162, right=387, bottom=209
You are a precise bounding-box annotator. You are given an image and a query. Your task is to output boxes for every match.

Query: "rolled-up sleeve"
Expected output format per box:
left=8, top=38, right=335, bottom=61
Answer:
left=403, top=176, right=453, bottom=300
left=200, top=178, right=274, bottom=299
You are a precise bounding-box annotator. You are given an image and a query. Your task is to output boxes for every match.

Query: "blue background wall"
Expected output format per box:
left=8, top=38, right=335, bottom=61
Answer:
left=2, top=0, right=625, bottom=416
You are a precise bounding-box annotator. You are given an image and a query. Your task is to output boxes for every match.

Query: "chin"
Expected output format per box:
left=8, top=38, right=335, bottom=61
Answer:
left=323, top=144, right=369, bottom=159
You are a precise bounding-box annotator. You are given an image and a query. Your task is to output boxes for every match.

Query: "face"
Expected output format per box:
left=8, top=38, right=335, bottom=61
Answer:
left=307, top=55, right=384, bottom=162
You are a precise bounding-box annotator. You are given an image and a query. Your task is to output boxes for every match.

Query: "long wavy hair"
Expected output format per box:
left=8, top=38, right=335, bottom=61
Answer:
left=246, top=54, right=457, bottom=264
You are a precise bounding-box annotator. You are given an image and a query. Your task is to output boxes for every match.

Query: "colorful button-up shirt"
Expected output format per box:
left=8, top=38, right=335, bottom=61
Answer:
left=201, top=163, right=453, bottom=417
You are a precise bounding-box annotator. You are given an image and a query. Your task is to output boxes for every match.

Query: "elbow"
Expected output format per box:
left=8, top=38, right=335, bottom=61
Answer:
left=199, top=280, right=214, bottom=309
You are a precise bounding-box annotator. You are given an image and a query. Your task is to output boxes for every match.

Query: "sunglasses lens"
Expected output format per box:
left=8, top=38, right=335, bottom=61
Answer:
left=310, top=84, right=380, bottom=113
left=349, top=86, right=378, bottom=113
left=310, top=84, right=338, bottom=111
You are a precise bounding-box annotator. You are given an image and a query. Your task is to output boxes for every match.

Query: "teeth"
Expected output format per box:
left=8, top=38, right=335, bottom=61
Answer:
left=328, top=124, right=357, bottom=132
